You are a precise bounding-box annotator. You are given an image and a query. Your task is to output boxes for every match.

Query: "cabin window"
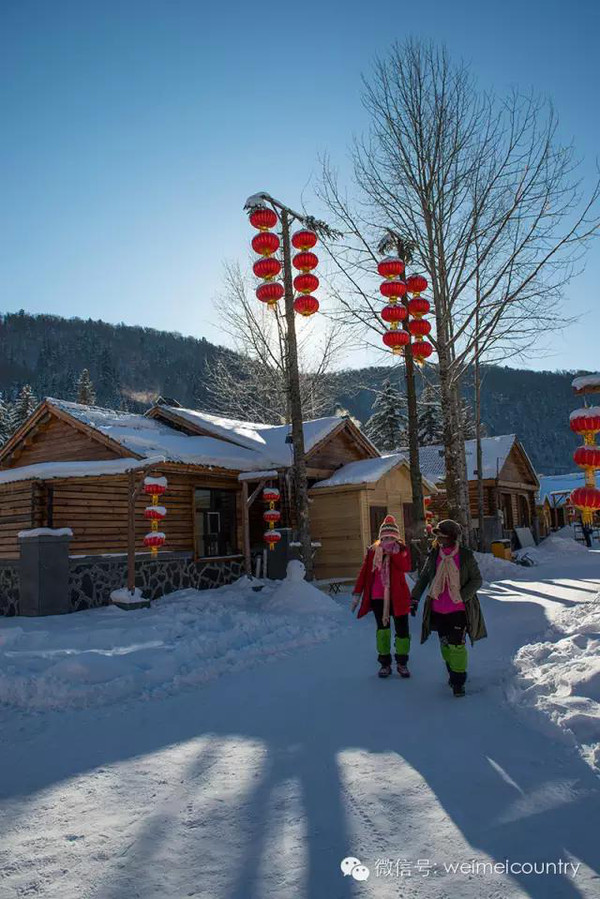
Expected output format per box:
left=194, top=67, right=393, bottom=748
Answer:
left=194, top=488, right=237, bottom=558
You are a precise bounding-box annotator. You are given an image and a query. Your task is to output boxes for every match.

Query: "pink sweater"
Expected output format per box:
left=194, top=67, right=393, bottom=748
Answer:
left=431, top=547, right=465, bottom=614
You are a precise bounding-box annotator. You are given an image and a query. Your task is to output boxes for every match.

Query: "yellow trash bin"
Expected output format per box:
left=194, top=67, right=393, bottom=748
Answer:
left=491, top=539, right=512, bottom=560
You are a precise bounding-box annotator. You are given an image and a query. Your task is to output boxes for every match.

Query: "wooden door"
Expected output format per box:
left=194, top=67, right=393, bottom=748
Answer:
left=370, top=505, right=388, bottom=543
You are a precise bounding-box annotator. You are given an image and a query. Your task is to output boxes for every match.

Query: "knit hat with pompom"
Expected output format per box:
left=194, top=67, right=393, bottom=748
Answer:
left=378, top=514, right=401, bottom=541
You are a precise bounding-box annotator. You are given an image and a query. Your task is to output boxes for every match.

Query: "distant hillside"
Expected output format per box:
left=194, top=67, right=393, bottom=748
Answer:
left=0, top=311, right=585, bottom=475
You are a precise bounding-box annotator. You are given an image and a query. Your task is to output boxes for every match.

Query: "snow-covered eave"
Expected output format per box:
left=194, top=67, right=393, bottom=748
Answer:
left=238, top=469, right=279, bottom=482
left=0, top=456, right=167, bottom=486
left=572, top=374, right=600, bottom=393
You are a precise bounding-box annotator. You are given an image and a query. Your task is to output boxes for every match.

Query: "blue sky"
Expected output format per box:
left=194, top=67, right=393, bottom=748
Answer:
left=1, top=0, right=598, bottom=371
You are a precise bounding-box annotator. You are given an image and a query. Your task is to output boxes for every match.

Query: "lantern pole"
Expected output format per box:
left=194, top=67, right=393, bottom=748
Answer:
left=245, top=192, right=339, bottom=581
left=280, top=208, right=314, bottom=580
left=378, top=232, right=427, bottom=566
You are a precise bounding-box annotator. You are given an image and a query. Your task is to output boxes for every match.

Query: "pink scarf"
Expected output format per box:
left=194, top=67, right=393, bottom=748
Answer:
left=372, top=539, right=400, bottom=624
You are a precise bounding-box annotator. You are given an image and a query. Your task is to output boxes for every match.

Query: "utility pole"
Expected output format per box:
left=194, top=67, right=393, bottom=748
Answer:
left=244, top=192, right=338, bottom=581
left=379, top=231, right=426, bottom=567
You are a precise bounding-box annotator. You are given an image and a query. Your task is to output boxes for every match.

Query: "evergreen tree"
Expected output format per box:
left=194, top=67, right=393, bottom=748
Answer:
left=460, top=398, right=478, bottom=440
left=418, top=385, right=444, bottom=446
left=364, top=379, right=407, bottom=452
left=0, top=394, right=12, bottom=445
left=11, top=385, right=37, bottom=432
left=76, top=368, right=96, bottom=405
left=97, top=347, right=120, bottom=407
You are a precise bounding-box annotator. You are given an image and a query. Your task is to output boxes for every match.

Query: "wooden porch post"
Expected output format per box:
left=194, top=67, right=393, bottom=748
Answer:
left=242, top=480, right=251, bottom=575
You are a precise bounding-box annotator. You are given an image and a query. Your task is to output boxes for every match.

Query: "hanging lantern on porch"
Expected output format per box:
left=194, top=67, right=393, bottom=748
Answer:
left=142, top=476, right=167, bottom=557
left=263, top=486, right=281, bottom=551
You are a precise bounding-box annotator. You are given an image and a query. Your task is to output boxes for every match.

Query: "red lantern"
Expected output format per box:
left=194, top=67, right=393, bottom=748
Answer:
left=143, top=479, right=167, bottom=496
left=377, top=257, right=405, bottom=279
left=253, top=257, right=281, bottom=280
left=574, top=446, right=600, bottom=469
left=382, top=330, right=410, bottom=354
left=380, top=280, right=407, bottom=300
left=294, top=295, right=319, bottom=317
left=252, top=232, right=280, bottom=257
left=294, top=273, right=319, bottom=294
left=412, top=340, right=434, bottom=362
left=424, top=496, right=432, bottom=507
left=381, top=305, right=407, bottom=325
left=249, top=206, right=278, bottom=230
left=409, top=319, right=432, bottom=339
left=408, top=297, right=431, bottom=318
left=263, top=487, right=280, bottom=503
left=264, top=530, right=282, bottom=550
left=256, top=281, right=284, bottom=305
left=143, top=532, right=166, bottom=549
left=570, top=408, right=600, bottom=440
left=292, top=229, right=318, bottom=250
left=264, top=509, right=281, bottom=525
left=405, top=275, right=428, bottom=295
left=570, top=486, right=600, bottom=525
left=292, top=251, right=318, bottom=272
left=144, top=506, right=166, bottom=521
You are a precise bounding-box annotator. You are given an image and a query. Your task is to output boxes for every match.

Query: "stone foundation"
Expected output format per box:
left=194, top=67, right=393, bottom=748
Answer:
left=0, top=562, right=20, bottom=616
left=68, top=553, right=245, bottom=611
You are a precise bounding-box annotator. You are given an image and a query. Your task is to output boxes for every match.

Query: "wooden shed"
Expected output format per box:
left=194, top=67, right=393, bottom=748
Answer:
left=419, top=434, right=539, bottom=546
left=309, top=455, right=436, bottom=579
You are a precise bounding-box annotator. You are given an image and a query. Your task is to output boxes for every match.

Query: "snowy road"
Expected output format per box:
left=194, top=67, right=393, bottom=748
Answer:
left=1, top=549, right=600, bottom=898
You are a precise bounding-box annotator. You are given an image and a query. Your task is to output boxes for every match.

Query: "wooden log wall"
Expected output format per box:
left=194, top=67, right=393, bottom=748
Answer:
left=309, top=488, right=363, bottom=579
left=0, top=482, right=39, bottom=559
left=3, top=417, right=122, bottom=469
left=0, top=469, right=244, bottom=560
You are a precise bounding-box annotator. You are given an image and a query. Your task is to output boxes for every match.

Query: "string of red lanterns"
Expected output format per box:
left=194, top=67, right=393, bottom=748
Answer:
left=569, top=403, right=600, bottom=526
left=142, top=476, right=167, bottom=556
left=249, top=207, right=321, bottom=318
left=378, top=259, right=434, bottom=362
left=263, top=485, right=282, bottom=550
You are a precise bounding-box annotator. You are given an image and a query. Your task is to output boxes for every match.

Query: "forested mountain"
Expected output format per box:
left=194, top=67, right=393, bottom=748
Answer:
left=0, top=311, right=585, bottom=475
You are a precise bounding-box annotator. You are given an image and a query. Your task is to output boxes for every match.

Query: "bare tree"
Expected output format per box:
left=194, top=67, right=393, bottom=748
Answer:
left=318, top=39, right=600, bottom=535
left=205, top=262, right=342, bottom=423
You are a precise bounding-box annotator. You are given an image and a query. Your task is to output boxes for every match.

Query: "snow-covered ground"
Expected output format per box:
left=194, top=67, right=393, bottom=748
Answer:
left=1, top=535, right=600, bottom=898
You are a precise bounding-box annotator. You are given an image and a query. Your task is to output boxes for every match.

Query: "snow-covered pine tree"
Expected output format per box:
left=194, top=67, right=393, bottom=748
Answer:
left=364, top=379, right=407, bottom=452
left=11, top=385, right=38, bottom=433
left=460, top=398, right=478, bottom=440
left=417, top=385, right=444, bottom=446
left=76, top=369, right=96, bottom=405
left=0, top=394, right=12, bottom=445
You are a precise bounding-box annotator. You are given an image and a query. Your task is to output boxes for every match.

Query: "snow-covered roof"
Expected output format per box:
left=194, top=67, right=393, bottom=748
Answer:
left=419, top=435, right=524, bottom=484
left=0, top=457, right=161, bottom=485
left=538, top=471, right=600, bottom=506
left=311, top=454, right=407, bottom=489
left=45, top=399, right=273, bottom=471
left=572, top=374, right=600, bottom=392
left=152, top=404, right=347, bottom=466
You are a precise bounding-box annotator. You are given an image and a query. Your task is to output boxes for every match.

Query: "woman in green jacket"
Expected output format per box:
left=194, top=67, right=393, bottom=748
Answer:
left=410, top=520, right=487, bottom=697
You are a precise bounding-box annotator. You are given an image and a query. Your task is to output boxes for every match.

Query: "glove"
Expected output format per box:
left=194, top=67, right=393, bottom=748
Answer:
left=350, top=594, right=361, bottom=613
left=410, top=598, right=419, bottom=617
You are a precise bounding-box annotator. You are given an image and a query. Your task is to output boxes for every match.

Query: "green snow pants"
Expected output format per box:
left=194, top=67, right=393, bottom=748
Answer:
left=371, top=599, right=410, bottom=665
left=432, top=610, right=468, bottom=687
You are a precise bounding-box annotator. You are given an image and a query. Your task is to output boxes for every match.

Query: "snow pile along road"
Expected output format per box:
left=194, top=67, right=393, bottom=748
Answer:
left=0, top=573, right=343, bottom=712
left=510, top=591, right=600, bottom=772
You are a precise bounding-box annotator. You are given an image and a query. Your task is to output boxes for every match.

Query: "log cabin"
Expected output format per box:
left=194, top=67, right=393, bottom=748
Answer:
left=0, top=398, right=433, bottom=614
left=419, top=435, right=539, bottom=547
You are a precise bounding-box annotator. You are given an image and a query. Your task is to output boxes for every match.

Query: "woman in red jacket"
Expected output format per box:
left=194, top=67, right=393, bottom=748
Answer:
left=351, top=515, right=412, bottom=678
